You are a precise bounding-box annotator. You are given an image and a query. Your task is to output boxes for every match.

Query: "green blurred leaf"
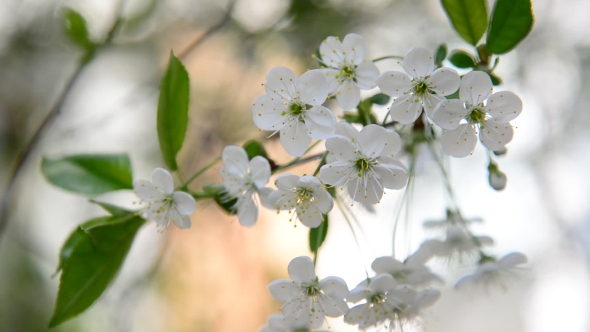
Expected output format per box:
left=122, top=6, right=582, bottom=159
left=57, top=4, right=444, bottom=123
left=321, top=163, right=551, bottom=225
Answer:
left=449, top=50, right=477, bottom=68
left=50, top=215, right=144, bottom=327
left=370, top=93, right=390, bottom=105
left=90, top=201, right=133, bottom=217
left=446, top=90, right=460, bottom=100
left=309, top=214, right=329, bottom=254
left=487, top=71, right=502, bottom=85
left=486, top=0, right=534, bottom=54
left=435, top=44, right=448, bottom=67
left=157, top=52, right=190, bottom=171
left=202, top=184, right=236, bottom=215
left=243, top=140, right=268, bottom=160
left=63, top=9, right=93, bottom=50
left=42, top=154, right=133, bottom=196
left=441, top=0, right=488, bottom=46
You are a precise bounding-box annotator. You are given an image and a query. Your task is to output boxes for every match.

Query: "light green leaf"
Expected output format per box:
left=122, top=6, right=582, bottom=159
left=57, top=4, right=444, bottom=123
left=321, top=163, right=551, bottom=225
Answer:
left=90, top=200, right=134, bottom=217
left=63, top=9, right=93, bottom=50
left=435, top=44, right=448, bottom=67
left=441, top=0, right=488, bottom=46
left=486, top=0, right=534, bottom=54
left=449, top=50, right=477, bottom=68
left=243, top=140, right=268, bottom=160
left=42, top=154, right=133, bottom=196
left=157, top=52, right=190, bottom=171
left=370, top=93, right=390, bottom=106
left=49, top=215, right=144, bottom=327
left=309, top=215, right=329, bottom=254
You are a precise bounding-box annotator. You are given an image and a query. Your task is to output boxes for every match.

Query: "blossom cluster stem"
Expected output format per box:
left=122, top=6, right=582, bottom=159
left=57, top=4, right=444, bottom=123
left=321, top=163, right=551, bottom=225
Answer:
left=372, top=55, right=404, bottom=62
left=178, top=157, right=221, bottom=191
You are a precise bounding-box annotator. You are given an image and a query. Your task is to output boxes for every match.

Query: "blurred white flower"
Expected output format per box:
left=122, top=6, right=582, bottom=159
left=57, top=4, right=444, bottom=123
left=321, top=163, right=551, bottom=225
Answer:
left=422, top=210, right=483, bottom=230
left=319, top=122, right=408, bottom=204
left=432, top=71, right=523, bottom=157
left=455, top=252, right=528, bottom=291
left=252, top=66, right=336, bottom=157
left=377, top=46, right=460, bottom=124
left=425, top=226, right=494, bottom=261
left=219, top=145, right=272, bottom=227
left=268, top=174, right=333, bottom=228
left=134, top=168, right=196, bottom=230
left=371, top=248, right=444, bottom=288
left=267, top=256, right=349, bottom=326
left=260, top=314, right=329, bottom=332
left=318, top=33, right=380, bottom=110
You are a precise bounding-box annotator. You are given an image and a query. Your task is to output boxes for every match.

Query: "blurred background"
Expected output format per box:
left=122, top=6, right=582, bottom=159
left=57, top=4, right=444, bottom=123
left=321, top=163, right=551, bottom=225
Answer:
left=1, top=0, right=589, bottom=331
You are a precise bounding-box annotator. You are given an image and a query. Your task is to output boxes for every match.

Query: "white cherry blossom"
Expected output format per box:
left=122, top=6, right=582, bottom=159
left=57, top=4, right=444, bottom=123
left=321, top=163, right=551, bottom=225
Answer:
left=252, top=66, right=336, bottom=157
left=268, top=174, right=334, bottom=228
left=134, top=168, right=197, bottom=230
left=219, top=145, right=272, bottom=227
left=455, top=252, right=528, bottom=291
left=378, top=46, right=460, bottom=124
left=318, top=33, right=380, bottom=110
left=267, top=256, right=349, bottom=326
left=424, top=226, right=494, bottom=261
left=260, top=314, right=329, bottom=332
left=371, top=249, right=444, bottom=288
left=319, top=122, right=408, bottom=204
left=344, top=274, right=399, bottom=329
left=432, top=71, right=523, bottom=157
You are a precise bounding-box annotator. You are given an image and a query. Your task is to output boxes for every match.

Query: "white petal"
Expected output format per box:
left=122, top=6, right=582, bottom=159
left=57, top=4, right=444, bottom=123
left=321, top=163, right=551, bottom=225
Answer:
left=441, top=124, right=478, bottom=157
left=347, top=176, right=383, bottom=204
left=369, top=274, right=397, bottom=294
left=267, top=314, right=289, bottom=330
left=460, top=71, right=493, bottom=105
left=296, top=70, right=329, bottom=105
left=268, top=279, right=302, bottom=302
left=319, top=162, right=353, bottom=187
left=371, top=256, right=405, bottom=274
left=318, top=294, right=348, bottom=317
left=499, top=252, right=527, bottom=268
left=319, top=36, right=345, bottom=68
left=335, top=121, right=359, bottom=141
left=264, top=66, right=297, bottom=102
left=377, top=71, right=412, bottom=98
left=336, top=80, right=361, bottom=110
left=414, top=289, right=441, bottom=310
left=134, top=180, right=162, bottom=202
left=314, top=187, right=334, bottom=213
left=354, top=61, right=379, bottom=89
left=321, top=68, right=341, bottom=94
left=298, top=175, right=322, bottom=191
left=280, top=119, right=312, bottom=157
left=342, top=33, right=366, bottom=64
left=275, top=173, right=300, bottom=191
left=221, top=145, right=249, bottom=175
left=249, top=156, right=271, bottom=189
left=172, top=191, right=197, bottom=215
left=237, top=194, right=258, bottom=227
left=382, top=129, right=403, bottom=157
left=305, top=106, right=336, bottom=139
left=403, top=47, right=435, bottom=78
left=257, top=187, right=275, bottom=209
left=325, top=135, right=357, bottom=161
left=422, top=93, right=445, bottom=119
left=267, top=189, right=283, bottom=209
left=320, top=276, right=349, bottom=298
left=479, top=119, right=514, bottom=151
left=151, top=168, right=174, bottom=195
left=357, top=124, right=388, bottom=157
left=373, top=161, right=408, bottom=190
left=347, top=286, right=372, bottom=303
left=390, top=286, right=418, bottom=305
left=429, top=67, right=460, bottom=96
left=389, top=94, right=422, bottom=124
left=173, top=209, right=192, bottom=229
left=288, top=256, right=316, bottom=284
left=486, top=91, right=523, bottom=123
left=432, top=99, right=469, bottom=130
left=252, top=94, right=287, bottom=131
left=297, top=204, right=323, bottom=228
left=454, top=274, right=476, bottom=290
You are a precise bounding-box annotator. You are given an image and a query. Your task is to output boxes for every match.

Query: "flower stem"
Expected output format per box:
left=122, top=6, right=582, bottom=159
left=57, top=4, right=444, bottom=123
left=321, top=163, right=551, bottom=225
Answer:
left=372, top=55, right=404, bottom=63
left=312, top=152, right=328, bottom=177
left=272, top=140, right=324, bottom=174
left=178, top=157, right=221, bottom=191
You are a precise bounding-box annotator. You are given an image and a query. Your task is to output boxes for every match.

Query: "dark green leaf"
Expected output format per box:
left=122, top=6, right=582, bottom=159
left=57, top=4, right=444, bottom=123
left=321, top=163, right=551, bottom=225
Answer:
left=486, top=0, right=534, bottom=54
left=63, top=9, right=93, bottom=50
left=202, top=184, right=236, bottom=215
left=243, top=140, right=268, bottom=160
left=445, top=90, right=460, bottom=100
left=449, top=50, right=477, bottom=68
left=157, top=52, right=190, bottom=170
left=50, top=215, right=144, bottom=327
left=435, top=44, right=448, bottom=67
left=441, top=0, right=488, bottom=45
left=42, top=154, right=133, bottom=196
left=309, top=214, right=329, bottom=254
left=370, top=93, right=390, bottom=105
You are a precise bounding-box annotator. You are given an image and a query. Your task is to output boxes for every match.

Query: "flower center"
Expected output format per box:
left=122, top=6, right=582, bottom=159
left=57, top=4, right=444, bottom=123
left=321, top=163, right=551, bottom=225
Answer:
left=296, top=186, right=314, bottom=202
left=467, top=107, right=487, bottom=124
left=369, top=293, right=387, bottom=305
left=412, top=77, right=431, bottom=100
left=335, top=64, right=356, bottom=82
left=355, top=157, right=374, bottom=177
left=283, top=100, right=311, bottom=123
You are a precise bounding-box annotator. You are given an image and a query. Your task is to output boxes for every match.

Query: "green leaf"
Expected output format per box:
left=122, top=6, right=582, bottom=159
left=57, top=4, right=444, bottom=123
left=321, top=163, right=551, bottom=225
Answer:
left=435, top=44, right=448, bottom=67
left=441, top=0, right=488, bottom=46
left=49, top=215, right=144, bottom=327
left=486, top=0, right=534, bottom=54
left=63, top=9, right=93, bottom=50
left=488, top=72, right=502, bottom=85
left=370, top=93, right=390, bottom=106
left=449, top=50, right=477, bottom=68
left=309, top=215, right=329, bottom=254
left=42, top=154, right=133, bottom=196
left=445, top=90, right=460, bottom=100
left=157, top=52, right=190, bottom=171
left=202, top=184, right=236, bottom=215
left=90, top=200, right=133, bottom=217
left=243, top=140, right=268, bottom=160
